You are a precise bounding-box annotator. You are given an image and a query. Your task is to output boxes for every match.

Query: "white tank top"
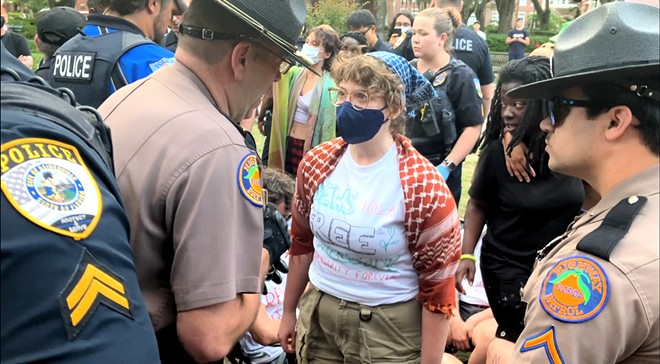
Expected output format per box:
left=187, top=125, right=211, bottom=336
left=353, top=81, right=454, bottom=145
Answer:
left=293, top=90, right=313, bottom=124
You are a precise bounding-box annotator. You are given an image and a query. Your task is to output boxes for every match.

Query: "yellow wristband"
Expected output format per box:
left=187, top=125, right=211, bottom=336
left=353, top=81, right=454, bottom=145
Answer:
left=460, top=254, right=477, bottom=263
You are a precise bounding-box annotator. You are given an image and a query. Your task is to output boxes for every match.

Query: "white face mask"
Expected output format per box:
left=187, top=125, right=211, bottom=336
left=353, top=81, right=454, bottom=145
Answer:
left=400, top=26, right=411, bottom=34
left=301, top=44, right=321, bottom=64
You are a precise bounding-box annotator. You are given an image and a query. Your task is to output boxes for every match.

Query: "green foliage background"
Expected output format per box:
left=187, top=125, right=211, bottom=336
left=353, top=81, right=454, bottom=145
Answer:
left=305, top=0, right=360, bottom=35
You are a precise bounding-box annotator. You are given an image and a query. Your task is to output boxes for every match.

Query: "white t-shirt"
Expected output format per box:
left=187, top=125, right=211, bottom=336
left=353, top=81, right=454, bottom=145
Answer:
left=459, top=227, right=489, bottom=307
left=308, top=143, right=418, bottom=306
left=239, top=254, right=289, bottom=363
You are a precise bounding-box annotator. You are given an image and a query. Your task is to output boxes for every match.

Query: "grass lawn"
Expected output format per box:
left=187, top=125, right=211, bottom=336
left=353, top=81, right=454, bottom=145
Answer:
left=251, top=125, right=478, bottom=219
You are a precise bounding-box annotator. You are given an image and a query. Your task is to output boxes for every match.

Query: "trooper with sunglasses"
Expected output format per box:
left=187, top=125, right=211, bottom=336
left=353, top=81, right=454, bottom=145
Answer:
left=501, top=2, right=659, bottom=363
left=98, top=0, right=314, bottom=362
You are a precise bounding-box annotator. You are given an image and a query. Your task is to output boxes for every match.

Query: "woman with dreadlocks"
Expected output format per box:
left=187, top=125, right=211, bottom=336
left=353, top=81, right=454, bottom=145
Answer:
left=455, top=56, right=585, bottom=363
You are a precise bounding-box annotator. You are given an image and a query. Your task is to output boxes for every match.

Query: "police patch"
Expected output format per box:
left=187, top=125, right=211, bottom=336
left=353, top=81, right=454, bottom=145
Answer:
left=148, top=57, right=175, bottom=73
left=433, top=71, right=448, bottom=87
left=1, top=138, right=102, bottom=240
left=539, top=256, right=609, bottom=323
left=237, top=153, right=263, bottom=207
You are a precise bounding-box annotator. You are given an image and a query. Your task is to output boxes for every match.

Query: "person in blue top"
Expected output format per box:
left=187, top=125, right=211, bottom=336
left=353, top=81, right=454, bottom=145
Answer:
left=45, top=0, right=187, bottom=108
left=506, top=18, right=530, bottom=61
left=1, top=41, right=160, bottom=364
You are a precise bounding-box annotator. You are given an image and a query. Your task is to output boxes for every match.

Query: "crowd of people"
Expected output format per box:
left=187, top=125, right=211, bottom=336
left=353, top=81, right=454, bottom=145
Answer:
left=1, top=0, right=658, bottom=363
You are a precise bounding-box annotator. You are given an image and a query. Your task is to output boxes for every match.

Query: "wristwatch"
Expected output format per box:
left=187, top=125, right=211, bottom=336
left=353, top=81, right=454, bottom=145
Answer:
left=441, top=159, right=457, bottom=172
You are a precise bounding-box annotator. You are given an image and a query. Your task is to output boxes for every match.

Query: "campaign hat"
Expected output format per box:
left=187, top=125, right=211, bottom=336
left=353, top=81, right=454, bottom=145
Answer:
left=508, top=2, right=660, bottom=99
left=37, top=7, right=86, bottom=46
left=179, top=0, right=315, bottom=73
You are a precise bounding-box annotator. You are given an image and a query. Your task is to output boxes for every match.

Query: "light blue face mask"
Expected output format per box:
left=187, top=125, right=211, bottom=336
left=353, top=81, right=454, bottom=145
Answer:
left=301, top=44, right=321, bottom=64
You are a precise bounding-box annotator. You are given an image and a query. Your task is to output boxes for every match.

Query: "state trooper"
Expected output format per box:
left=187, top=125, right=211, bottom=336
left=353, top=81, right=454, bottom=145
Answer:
left=1, top=41, right=160, bottom=363
left=501, top=2, right=659, bottom=363
left=45, top=0, right=188, bottom=108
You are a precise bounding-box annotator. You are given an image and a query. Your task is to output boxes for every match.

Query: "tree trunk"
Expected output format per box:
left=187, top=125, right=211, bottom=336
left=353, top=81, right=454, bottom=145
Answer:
left=496, top=0, right=516, bottom=33
left=475, top=0, right=488, bottom=26
left=530, top=0, right=551, bottom=29
left=374, top=0, right=388, bottom=39
left=462, top=0, right=477, bottom=24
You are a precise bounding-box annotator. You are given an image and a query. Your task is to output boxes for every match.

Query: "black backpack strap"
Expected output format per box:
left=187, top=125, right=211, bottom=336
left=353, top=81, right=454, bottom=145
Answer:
left=109, top=32, right=155, bottom=91
left=1, top=70, right=115, bottom=174
left=577, top=196, right=648, bottom=260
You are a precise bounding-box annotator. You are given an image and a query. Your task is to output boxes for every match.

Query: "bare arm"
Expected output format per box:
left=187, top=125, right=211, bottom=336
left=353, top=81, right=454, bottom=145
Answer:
left=445, top=124, right=482, bottom=166
left=18, top=55, right=33, bottom=70
left=505, top=36, right=515, bottom=45
left=278, top=252, right=313, bottom=352
left=421, top=308, right=451, bottom=364
left=176, top=249, right=270, bottom=363
left=455, top=198, right=488, bottom=294
left=521, top=36, right=531, bottom=46
left=480, top=83, right=495, bottom=121
left=249, top=304, right=281, bottom=346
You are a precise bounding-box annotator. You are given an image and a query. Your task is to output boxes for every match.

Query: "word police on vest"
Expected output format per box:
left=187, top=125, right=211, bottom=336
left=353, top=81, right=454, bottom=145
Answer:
left=52, top=52, right=95, bottom=82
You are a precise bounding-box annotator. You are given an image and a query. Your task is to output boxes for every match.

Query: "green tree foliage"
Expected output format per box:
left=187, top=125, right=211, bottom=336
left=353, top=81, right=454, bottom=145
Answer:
left=306, top=0, right=360, bottom=35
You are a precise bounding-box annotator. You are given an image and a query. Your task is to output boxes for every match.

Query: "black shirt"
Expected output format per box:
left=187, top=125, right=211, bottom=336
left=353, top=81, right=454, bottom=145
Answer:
left=391, top=30, right=415, bottom=61
left=469, top=141, right=584, bottom=269
left=370, top=37, right=392, bottom=52
left=35, top=58, right=52, bottom=79
left=452, top=24, right=494, bottom=86
left=1, top=31, right=31, bottom=59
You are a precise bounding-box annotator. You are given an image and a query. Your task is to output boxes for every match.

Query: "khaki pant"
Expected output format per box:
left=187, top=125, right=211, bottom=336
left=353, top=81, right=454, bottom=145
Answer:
left=296, top=286, right=422, bottom=364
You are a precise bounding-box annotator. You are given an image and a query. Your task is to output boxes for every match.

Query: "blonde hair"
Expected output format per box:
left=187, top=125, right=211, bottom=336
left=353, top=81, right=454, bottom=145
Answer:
left=331, top=50, right=406, bottom=133
left=416, top=7, right=462, bottom=52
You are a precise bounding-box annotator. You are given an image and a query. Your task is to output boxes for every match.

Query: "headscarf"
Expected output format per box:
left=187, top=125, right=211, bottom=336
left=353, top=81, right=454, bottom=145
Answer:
left=366, top=51, right=437, bottom=110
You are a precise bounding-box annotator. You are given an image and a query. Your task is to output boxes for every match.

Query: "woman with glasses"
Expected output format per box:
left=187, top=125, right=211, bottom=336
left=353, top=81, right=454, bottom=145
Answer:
left=387, top=11, right=414, bottom=46
left=455, top=56, right=585, bottom=364
left=278, top=50, right=461, bottom=364
left=409, top=7, right=484, bottom=206
left=266, top=24, right=341, bottom=176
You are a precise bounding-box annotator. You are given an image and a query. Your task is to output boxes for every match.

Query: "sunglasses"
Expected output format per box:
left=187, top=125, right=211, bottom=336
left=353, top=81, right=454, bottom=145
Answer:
left=545, top=97, right=606, bottom=126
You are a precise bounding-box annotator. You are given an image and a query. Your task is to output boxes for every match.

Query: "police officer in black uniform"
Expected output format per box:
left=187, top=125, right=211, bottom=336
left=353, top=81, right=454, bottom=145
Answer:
left=1, top=42, right=160, bottom=363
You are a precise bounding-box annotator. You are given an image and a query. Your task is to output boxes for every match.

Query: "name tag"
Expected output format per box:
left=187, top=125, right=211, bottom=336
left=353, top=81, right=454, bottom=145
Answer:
left=52, top=52, right=95, bottom=82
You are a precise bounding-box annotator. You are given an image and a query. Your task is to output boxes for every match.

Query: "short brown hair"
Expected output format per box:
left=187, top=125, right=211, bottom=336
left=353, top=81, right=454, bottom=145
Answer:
left=331, top=50, right=406, bottom=133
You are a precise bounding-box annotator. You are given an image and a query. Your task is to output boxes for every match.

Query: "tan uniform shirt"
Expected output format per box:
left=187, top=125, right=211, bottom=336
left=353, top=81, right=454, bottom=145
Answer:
left=99, top=62, right=264, bottom=331
left=511, top=166, right=659, bottom=363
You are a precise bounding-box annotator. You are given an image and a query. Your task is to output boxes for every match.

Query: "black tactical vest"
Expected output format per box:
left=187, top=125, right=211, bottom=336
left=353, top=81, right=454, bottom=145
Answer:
left=46, top=31, right=151, bottom=108
left=407, top=58, right=466, bottom=165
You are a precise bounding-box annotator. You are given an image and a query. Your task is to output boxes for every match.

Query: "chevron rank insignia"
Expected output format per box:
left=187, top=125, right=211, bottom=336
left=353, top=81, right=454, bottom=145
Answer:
left=59, top=249, right=133, bottom=340
left=1, top=138, right=102, bottom=240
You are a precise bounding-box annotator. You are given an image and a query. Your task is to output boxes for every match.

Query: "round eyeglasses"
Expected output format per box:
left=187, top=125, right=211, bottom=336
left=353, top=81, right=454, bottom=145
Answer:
left=328, top=87, right=376, bottom=110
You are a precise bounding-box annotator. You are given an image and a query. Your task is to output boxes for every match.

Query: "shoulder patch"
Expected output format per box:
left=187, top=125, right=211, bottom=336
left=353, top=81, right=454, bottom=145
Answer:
left=237, top=153, right=264, bottom=207
left=59, top=249, right=133, bottom=340
left=1, top=138, right=102, bottom=240
left=520, top=325, right=565, bottom=364
left=148, top=57, right=175, bottom=73
left=393, top=32, right=407, bottom=49
left=473, top=77, right=482, bottom=98
left=539, top=256, right=609, bottom=323
left=433, top=71, right=448, bottom=87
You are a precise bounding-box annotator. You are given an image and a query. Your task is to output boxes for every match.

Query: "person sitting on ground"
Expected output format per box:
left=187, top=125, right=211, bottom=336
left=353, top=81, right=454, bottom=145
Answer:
left=237, top=167, right=296, bottom=364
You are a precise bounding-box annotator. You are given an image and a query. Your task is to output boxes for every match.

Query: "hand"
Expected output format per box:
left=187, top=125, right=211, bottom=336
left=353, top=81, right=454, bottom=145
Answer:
left=502, top=134, right=535, bottom=182
left=388, top=33, right=400, bottom=46
left=455, top=259, right=476, bottom=295
left=449, top=316, right=472, bottom=352
left=278, top=311, right=297, bottom=353
left=436, top=164, right=450, bottom=180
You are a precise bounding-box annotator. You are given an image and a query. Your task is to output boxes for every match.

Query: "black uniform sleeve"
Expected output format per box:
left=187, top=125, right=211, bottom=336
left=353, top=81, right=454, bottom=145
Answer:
left=447, top=65, right=483, bottom=129
left=475, top=37, right=495, bottom=85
